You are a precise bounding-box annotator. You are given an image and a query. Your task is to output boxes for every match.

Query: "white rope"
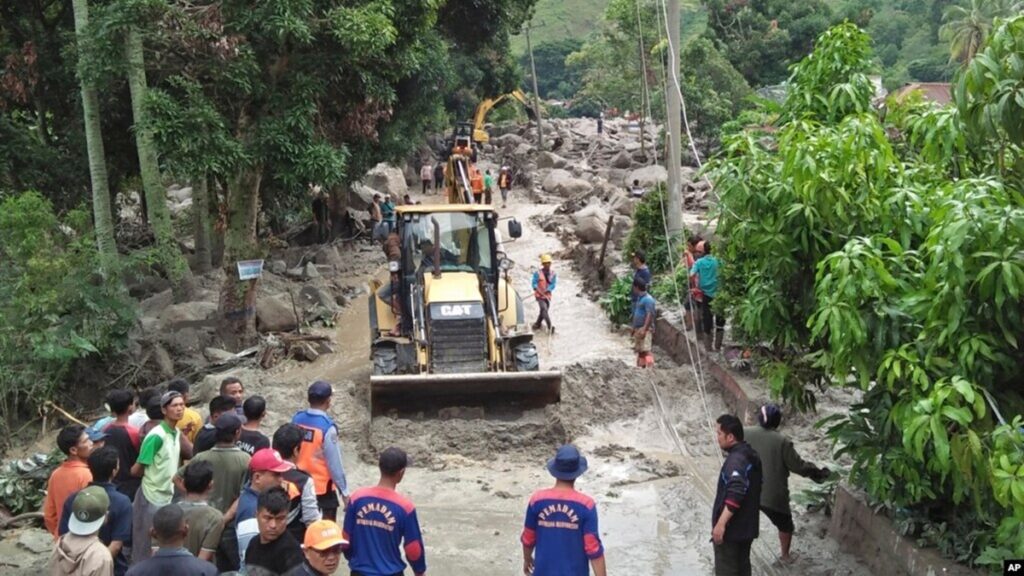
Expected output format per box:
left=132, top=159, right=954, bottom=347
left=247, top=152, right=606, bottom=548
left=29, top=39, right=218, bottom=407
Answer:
left=638, top=0, right=719, bottom=456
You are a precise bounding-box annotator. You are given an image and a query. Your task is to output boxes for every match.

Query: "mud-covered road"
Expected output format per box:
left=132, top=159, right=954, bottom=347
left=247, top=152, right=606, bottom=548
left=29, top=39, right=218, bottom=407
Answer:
left=239, top=185, right=873, bottom=575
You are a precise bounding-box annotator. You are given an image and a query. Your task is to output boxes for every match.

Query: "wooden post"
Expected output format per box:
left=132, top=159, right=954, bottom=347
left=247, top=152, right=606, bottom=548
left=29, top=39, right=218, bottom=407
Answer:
left=597, top=215, right=615, bottom=282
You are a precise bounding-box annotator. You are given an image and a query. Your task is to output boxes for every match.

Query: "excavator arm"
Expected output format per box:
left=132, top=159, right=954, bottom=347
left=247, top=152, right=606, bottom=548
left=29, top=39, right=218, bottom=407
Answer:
left=472, top=89, right=538, bottom=144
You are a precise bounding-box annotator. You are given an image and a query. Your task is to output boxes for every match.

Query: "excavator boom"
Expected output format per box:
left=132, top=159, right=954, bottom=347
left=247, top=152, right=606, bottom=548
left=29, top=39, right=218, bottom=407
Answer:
left=472, top=89, right=538, bottom=144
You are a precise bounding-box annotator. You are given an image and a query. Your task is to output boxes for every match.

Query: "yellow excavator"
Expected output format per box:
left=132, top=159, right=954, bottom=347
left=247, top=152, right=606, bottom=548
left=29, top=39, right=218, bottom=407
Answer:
left=471, top=89, right=538, bottom=144
left=367, top=204, right=561, bottom=414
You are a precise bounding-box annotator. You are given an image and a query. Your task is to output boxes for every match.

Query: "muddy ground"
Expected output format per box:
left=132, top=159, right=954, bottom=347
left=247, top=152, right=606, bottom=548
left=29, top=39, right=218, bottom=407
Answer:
left=0, top=184, right=873, bottom=575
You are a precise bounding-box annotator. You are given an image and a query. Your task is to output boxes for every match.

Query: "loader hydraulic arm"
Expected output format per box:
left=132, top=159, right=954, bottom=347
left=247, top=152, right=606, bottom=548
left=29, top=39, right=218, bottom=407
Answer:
left=472, top=89, right=539, bottom=144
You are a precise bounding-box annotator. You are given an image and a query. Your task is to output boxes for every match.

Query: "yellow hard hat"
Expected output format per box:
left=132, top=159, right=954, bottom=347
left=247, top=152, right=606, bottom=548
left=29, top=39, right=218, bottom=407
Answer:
left=540, top=254, right=553, bottom=264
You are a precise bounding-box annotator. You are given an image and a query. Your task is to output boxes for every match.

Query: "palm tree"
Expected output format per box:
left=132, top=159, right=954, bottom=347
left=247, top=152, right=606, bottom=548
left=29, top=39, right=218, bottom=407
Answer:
left=941, top=0, right=1013, bottom=64
left=125, top=24, right=195, bottom=297
left=70, top=0, right=117, bottom=271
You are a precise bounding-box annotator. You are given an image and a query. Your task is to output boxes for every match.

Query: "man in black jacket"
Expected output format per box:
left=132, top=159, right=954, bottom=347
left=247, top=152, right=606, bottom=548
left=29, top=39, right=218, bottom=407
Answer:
left=712, top=414, right=763, bottom=576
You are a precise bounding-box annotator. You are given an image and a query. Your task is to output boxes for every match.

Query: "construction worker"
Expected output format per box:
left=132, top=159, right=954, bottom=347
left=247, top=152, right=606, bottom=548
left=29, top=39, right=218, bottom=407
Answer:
left=311, top=185, right=330, bottom=243
left=712, top=414, right=763, bottom=576
left=521, top=445, right=606, bottom=576
left=498, top=166, right=512, bottom=208
left=292, top=381, right=350, bottom=521
left=531, top=254, right=557, bottom=332
left=342, top=447, right=426, bottom=576
left=744, top=404, right=831, bottom=564
left=469, top=166, right=485, bottom=204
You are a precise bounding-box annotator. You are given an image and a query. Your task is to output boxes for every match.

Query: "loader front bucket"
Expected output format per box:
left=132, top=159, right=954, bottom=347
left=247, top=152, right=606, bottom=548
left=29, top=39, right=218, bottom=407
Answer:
left=370, top=371, right=562, bottom=416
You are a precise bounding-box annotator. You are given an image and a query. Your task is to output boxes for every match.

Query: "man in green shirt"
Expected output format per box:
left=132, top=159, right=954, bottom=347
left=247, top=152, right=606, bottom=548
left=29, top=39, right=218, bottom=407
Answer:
left=178, top=460, right=225, bottom=563
left=130, top=391, right=185, bottom=564
left=484, top=169, right=495, bottom=205
left=743, top=404, right=831, bottom=564
left=173, top=413, right=250, bottom=513
left=691, top=241, right=726, bottom=351
left=173, top=412, right=251, bottom=572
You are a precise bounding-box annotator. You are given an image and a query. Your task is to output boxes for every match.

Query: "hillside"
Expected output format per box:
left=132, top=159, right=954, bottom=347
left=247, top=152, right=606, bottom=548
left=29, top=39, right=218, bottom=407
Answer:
left=511, top=0, right=610, bottom=54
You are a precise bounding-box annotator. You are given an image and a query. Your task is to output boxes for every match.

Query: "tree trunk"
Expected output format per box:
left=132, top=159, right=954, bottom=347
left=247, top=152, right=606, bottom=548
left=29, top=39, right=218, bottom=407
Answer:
left=192, top=174, right=212, bottom=274
left=125, top=26, right=195, bottom=299
left=71, top=0, right=117, bottom=271
left=328, top=183, right=350, bottom=238
left=217, top=165, right=262, bottom=349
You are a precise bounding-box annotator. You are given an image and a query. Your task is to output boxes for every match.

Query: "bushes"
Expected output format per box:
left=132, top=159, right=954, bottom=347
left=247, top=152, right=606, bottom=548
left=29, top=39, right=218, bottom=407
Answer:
left=0, top=192, right=136, bottom=431
left=706, top=20, right=1024, bottom=567
left=599, top=276, right=633, bottom=326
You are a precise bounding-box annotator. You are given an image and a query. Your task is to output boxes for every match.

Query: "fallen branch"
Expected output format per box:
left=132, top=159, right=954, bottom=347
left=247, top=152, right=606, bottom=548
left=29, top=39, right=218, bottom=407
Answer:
left=44, top=401, right=86, bottom=426
left=0, top=511, right=43, bottom=530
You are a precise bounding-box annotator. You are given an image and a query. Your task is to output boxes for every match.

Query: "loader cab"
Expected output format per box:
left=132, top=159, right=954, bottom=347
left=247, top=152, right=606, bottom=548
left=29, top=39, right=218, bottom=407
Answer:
left=397, top=207, right=498, bottom=285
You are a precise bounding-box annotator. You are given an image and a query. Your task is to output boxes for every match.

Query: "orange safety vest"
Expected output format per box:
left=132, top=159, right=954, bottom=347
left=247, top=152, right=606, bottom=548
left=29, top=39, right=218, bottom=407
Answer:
left=534, top=269, right=555, bottom=301
left=470, top=169, right=485, bottom=194
left=291, top=410, right=335, bottom=495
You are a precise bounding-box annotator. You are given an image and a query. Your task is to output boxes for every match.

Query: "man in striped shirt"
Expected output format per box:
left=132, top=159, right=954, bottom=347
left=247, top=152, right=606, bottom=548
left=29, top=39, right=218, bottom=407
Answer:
left=521, top=445, right=606, bottom=576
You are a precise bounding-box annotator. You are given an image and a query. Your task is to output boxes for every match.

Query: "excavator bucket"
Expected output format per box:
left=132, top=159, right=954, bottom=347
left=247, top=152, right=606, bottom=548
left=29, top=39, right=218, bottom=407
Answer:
left=370, top=370, right=561, bottom=416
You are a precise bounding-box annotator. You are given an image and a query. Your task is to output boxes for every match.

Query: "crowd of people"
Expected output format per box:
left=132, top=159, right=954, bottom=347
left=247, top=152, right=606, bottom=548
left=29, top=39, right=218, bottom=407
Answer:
left=416, top=160, right=514, bottom=208
left=44, top=378, right=439, bottom=576
left=43, top=376, right=827, bottom=576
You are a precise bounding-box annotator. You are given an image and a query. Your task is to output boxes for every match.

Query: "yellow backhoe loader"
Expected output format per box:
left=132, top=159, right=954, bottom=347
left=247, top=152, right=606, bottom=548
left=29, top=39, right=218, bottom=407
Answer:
left=471, top=89, right=538, bottom=144
left=367, top=204, right=561, bottom=415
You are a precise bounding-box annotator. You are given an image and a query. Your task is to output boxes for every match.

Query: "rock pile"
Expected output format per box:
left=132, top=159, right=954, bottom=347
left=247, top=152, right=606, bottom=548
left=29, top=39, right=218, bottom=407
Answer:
left=472, top=117, right=712, bottom=251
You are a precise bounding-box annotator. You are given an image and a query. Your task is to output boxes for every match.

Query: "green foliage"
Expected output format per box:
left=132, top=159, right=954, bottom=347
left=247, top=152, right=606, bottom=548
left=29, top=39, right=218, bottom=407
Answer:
left=0, top=453, right=57, bottom=515
left=519, top=38, right=583, bottom=100
left=0, top=192, right=135, bottom=427
left=704, top=0, right=833, bottom=86
left=708, top=20, right=1024, bottom=566
left=599, top=276, right=634, bottom=325
left=622, top=185, right=685, bottom=276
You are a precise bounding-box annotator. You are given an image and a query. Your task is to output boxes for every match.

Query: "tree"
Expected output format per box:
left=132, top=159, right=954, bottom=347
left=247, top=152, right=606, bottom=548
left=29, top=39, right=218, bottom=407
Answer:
left=70, top=0, right=117, bottom=271
left=520, top=38, right=583, bottom=99
left=940, top=0, right=1013, bottom=64
left=121, top=4, right=195, bottom=296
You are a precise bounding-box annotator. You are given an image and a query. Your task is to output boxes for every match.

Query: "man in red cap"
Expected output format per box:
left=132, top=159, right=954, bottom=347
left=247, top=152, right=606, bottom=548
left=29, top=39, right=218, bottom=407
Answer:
left=521, top=445, right=606, bottom=576
left=235, top=448, right=295, bottom=566
left=291, top=519, right=348, bottom=576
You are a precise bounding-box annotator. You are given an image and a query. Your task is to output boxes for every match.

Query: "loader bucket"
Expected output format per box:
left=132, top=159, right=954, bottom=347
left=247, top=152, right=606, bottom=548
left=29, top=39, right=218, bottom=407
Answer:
left=370, top=370, right=561, bottom=416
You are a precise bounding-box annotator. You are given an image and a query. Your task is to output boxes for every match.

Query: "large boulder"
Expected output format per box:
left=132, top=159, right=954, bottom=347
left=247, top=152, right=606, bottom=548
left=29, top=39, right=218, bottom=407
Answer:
left=513, top=142, right=534, bottom=158
left=611, top=150, right=634, bottom=169
left=256, top=294, right=299, bottom=333
left=160, top=302, right=218, bottom=326
left=609, top=193, right=636, bottom=217
left=537, top=151, right=568, bottom=169
left=348, top=182, right=379, bottom=211
left=492, top=133, right=525, bottom=149
left=363, top=163, right=408, bottom=198
left=628, top=165, right=668, bottom=188
left=572, top=204, right=612, bottom=244
left=543, top=169, right=594, bottom=197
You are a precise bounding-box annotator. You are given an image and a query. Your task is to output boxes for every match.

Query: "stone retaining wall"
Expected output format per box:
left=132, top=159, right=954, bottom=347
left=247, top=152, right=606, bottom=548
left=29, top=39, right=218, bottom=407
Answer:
left=651, top=316, right=982, bottom=576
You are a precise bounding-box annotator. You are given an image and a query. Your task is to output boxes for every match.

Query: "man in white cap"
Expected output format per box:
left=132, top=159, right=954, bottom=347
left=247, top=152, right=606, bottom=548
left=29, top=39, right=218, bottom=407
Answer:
left=521, top=445, right=606, bottom=576
left=130, top=390, right=186, bottom=563
left=49, top=485, right=113, bottom=576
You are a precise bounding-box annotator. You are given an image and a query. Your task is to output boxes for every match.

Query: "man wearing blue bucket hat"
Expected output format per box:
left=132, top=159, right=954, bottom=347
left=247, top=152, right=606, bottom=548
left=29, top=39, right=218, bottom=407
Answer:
left=521, top=445, right=607, bottom=576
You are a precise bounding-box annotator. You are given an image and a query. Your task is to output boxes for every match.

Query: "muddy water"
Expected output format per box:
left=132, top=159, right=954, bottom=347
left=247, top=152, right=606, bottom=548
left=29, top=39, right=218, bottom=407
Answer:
left=247, top=189, right=866, bottom=575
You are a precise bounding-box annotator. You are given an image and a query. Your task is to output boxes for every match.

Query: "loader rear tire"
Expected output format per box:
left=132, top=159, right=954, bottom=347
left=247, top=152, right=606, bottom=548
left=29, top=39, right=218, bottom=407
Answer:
left=372, top=346, right=398, bottom=376
left=513, top=342, right=539, bottom=372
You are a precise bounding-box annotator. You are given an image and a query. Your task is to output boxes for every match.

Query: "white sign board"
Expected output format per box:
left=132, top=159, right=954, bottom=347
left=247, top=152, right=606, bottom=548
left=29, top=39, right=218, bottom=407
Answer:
left=236, top=259, right=264, bottom=280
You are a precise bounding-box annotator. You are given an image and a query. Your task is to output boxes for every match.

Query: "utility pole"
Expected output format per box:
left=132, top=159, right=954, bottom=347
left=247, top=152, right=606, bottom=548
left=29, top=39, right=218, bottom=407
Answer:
left=665, top=0, right=683, bottom=237
left=525, top=24, right=544, bottom=150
